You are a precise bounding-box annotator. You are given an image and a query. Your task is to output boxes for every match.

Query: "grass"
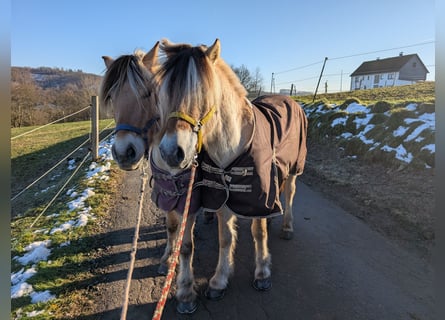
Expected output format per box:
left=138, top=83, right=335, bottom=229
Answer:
left=295, top=81, right=435, bottom=105
left=298, top=82, right=435, bottom=170
left=11, top=119, right=123, bottom=319
left=11, top=119, right=115, bottom=218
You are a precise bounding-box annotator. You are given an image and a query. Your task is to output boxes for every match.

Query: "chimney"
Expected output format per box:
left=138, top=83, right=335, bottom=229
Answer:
left=399, top=52, right=403, bottom=56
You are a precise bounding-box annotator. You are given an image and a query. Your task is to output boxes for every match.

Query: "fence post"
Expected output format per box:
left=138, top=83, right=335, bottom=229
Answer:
left=91, top=96, right=99, bottom=161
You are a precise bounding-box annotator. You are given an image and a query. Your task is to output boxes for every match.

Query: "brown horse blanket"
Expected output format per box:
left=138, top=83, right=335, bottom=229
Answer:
left=199, top=95, right=307, bottom=218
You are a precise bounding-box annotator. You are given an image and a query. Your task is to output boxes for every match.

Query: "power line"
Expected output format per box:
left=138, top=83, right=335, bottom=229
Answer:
left=274, top=60, right=325, bottom=75
left=273, top=40, right=434, bottom=79
left=329, top=40, right=435, bottom=61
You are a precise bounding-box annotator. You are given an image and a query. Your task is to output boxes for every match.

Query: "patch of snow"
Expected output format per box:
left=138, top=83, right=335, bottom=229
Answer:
left=30, top=290, right=56, bottom=304
left=340, top=132, right=353, bottom=139
left=11, top=266, right=37, bottom=285
left=11, top=282, right=34, bottom=299
left=14, top=240, right=52, bottom=265
left=381, top=144, right=413, bottom=163
left=67, top=159, right=76, bottom=170
left=404, top=123, right=431, bottom=142
left=393, top=126, right=409, bottom=137
left=345, top=103, right=369, bottom=114
left=50, top=221, right=75, bottom=234
left=26, top=310, right=46, bottom=317
left=405, top=103, right=417, bottom=111
left=331, top=117, right=347, bottom=127
left=421, top=144, right=435, bottom=153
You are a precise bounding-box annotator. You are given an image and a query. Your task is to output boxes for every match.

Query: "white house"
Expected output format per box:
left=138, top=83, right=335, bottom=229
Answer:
left=350, top=53, right=429, bottom=90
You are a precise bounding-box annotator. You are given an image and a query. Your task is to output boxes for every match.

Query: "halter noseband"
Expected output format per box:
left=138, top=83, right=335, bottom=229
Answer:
left=168, top=106, right=216, bottom=153
left=114, top=117, right=159, bottom=155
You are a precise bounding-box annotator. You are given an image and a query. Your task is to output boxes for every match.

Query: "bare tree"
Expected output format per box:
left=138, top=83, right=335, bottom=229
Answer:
left=231, top=64, right=264, bottom=95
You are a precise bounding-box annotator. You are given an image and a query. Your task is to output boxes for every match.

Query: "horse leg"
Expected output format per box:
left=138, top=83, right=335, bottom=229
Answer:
left=158, top=210, right=179, bottom=275
left=281, top=174, right=297, bottom=240
left=176, top=212, right=198, bottom=314
left=205, top=209, right=237, bottom=300
left=251, top=218, right=272, bottom=291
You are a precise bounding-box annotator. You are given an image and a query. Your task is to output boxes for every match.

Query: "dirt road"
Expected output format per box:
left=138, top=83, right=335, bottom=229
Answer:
left=85, top=168, right=435, bottom=320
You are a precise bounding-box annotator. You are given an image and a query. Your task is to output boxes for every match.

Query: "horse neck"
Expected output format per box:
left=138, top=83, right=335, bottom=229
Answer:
left=205, top=97, right=254, bottom=168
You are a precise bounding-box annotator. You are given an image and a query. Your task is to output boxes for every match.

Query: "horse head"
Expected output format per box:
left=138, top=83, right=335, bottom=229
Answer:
left=100, top=41, right=160, bottom=170
left=155, top=39, right=224, bottom=169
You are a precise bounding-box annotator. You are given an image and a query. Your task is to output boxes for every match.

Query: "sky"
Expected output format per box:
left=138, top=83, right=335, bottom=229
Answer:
left=11, top=0, right=435, bottom=93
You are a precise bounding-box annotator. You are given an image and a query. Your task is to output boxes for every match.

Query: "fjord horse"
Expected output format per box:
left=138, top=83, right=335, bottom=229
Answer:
left=100, top=42, right=160, bottom=170
left=100, top=42, right=203, bottom=314
left=156, top=39, right=307, bottom=309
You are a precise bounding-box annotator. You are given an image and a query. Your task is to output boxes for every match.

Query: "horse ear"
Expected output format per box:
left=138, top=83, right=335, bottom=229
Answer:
left=205, top=39, right=220, bottom=64
left=143, top=41, right=160, bottom=73
left=102, top=56, right=114, bottom=69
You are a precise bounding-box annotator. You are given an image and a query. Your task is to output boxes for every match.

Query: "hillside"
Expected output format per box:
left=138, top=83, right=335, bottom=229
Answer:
left=11, top=67, right=103, bottom=127
left=295, top=82, right=435, bottom=254
left=11, top=66, right=103, bottom=91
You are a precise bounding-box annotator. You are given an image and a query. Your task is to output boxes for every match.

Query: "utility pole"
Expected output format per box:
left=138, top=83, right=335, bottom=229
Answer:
left=270, top=72, right=275, bottom=94
left=340, top=69, right=343, bottom=92
left=312, top=57, right=328, bottom=102
left=91, top=96, right=99, bottom=161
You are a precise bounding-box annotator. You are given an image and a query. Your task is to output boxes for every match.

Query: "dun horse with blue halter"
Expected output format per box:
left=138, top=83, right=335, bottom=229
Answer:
left=156, top=39, right=307, bottom=311
left=100, top=42, right=160, bottom=171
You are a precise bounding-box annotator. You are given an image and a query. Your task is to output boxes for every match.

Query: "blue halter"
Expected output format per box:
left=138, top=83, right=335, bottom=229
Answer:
left=114, top=117, right=159, bottom=156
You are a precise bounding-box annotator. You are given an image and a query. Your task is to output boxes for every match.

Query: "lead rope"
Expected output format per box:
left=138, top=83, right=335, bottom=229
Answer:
left=152, top=157, right=198, bottom=320
left=120, top=160, right=149, bottom=320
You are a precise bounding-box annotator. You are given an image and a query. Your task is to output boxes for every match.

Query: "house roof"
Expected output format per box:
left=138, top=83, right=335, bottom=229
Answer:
left=350, top=54, right=428, bottom=76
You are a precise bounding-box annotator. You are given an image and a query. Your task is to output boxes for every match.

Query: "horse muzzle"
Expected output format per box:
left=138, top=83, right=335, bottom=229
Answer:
left=112, top=134, right=146, bottom=170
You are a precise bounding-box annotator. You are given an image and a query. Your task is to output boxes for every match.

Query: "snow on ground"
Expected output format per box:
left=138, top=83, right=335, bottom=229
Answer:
left=303, top=101, right=435, bottom=166
left=11, top=136, right=115, bottom=306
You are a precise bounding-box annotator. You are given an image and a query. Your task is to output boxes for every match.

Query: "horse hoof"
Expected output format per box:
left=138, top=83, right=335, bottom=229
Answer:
left=204, top=287, right=226, bottom=301
left=157, top=263, right=168, bottom=275
left=253, top=277, right=272, bottom=291
left=280, top=230, right=293, bottom=240
left=176, top=300, right=198, bottom=314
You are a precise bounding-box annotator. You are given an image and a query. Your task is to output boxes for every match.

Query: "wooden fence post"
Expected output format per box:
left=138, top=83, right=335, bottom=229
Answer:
left=91, top=96, right=99, bottom=161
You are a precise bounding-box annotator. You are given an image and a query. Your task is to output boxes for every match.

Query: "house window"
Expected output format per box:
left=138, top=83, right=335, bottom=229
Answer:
left=388, top=73, right=394, bottom=79
left=412, top=62, right=417, bottom=68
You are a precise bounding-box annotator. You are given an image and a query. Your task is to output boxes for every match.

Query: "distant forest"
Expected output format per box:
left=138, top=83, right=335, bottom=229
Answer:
left=11, top=64, right=264, bottom=128
left=11, top=67, right=103, bottom=127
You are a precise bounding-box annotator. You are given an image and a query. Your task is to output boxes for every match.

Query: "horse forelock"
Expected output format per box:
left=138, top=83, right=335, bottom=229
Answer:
left=157, top=44, right=219, bottom=125
left=100, top=52, right=155, bottom=112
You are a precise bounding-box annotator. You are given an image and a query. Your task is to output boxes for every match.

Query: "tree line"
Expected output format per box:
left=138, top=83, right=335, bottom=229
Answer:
left=11, top=65, right=264, bottom=128
left=11, top=67, right=102, bottom=127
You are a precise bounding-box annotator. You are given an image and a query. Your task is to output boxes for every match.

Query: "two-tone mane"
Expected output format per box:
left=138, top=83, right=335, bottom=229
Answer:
left=100, top=50, right=155, bottom=110
left=156, top=39, right=253, bottom=166
left=100, top=43, right=160, bottom=170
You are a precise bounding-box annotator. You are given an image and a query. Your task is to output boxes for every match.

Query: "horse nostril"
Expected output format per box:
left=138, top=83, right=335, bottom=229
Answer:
left=176, top=147, right=184, bottom=162
left=127, top=145, right=136, bottom=159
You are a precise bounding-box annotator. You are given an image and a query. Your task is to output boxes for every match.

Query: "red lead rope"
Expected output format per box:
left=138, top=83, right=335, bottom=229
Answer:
left=151, top=161, right=198, bottom=320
